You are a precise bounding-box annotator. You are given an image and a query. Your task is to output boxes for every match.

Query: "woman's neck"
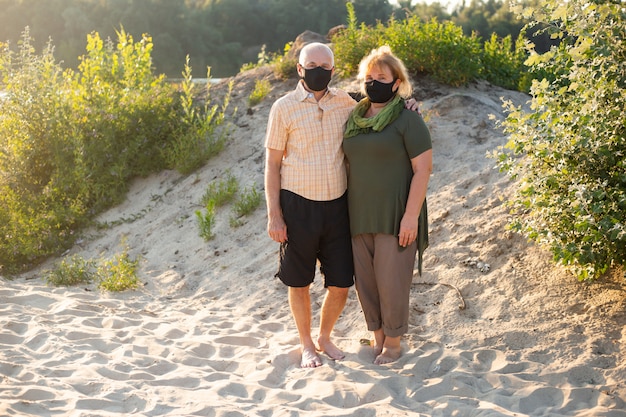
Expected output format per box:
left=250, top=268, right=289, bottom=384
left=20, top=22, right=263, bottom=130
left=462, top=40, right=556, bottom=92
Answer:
left=366, top=101, right=386, bottom=118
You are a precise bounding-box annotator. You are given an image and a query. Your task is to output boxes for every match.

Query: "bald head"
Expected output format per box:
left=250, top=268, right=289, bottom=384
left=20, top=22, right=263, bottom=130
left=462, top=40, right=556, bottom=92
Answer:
left=298, top=42, right=334, bottom=69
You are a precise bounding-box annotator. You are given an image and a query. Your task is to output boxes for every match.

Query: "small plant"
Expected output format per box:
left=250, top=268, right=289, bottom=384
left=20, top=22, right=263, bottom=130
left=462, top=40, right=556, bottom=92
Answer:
left=165, top=55, right=232, bottom=175
left=201, top=173, right=239, bottom=207
left=45, top=255, right=96, bottom=286
left=248, top=79, right=271, bottom=107
left=270, top=42, right=297, bottom=80
left=97, top=245, right=141, bottom=291
left=196, top=201, right=216, bottom=241
left=232, top=186, right=261, bottom=218
left=240, top=44, right=272, bottom=72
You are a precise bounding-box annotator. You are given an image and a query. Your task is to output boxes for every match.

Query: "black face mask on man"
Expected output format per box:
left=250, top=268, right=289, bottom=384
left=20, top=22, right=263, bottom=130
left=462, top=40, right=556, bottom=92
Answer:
left=365, top=79, right=397, bottom=103
left=302, top=66, right=332, bottom=92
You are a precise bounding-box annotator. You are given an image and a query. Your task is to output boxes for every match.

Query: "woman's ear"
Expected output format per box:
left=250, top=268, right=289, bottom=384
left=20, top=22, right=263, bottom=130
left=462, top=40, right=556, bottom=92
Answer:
left=393, top=78, right=401, bottom=92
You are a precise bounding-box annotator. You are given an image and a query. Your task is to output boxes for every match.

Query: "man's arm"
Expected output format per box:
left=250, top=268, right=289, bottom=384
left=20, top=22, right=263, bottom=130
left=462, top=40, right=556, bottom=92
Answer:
left=264, top=148, right=287, bottom=243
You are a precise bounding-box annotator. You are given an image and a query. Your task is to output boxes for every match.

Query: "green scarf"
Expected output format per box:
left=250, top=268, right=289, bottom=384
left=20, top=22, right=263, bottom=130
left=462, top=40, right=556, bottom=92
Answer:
left=344, top=95, right=404, bottom=139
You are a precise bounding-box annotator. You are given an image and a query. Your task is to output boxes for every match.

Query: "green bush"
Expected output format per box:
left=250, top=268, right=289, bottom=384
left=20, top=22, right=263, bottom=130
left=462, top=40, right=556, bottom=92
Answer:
left=165, top=55, right=232, bottom=175
left=71, top=29, right=178, bottom=211
left=201, top=173, right=239, bottom=207
left=0, top=27, right=231, bottom=274
left=332, top=3, right=387, bottom=79
left=481, top=32, right=526, bottom=91
left=96, top=246, right=141, bottom=292
left=493, top=0, right=626, bottom=280
left=232, top=186, right=261, bottom=218
left=332, top=3, right=527, bottom=90
left=45, top=255, right=96, bottom=286
left=248, top=79, right=271, bottom=107
left=43, top=244, right=140, bottom=291
left=391, top=17, right=482, bottom=86
left=0, top=29, right=92, bottom=271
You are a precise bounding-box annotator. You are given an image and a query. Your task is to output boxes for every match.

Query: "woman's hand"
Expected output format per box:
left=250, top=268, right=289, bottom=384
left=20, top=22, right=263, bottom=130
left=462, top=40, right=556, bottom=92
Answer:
left=398, top=216, right=418, bottom=247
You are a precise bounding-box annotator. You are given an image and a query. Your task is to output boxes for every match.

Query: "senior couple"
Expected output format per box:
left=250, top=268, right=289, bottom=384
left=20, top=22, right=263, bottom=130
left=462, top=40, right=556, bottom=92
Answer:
left=264, top=42, right=432, bottom=367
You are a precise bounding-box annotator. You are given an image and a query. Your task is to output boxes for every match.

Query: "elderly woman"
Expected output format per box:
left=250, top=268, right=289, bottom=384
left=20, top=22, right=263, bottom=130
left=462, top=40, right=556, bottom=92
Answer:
left=343, top=45, right=432, bottom=365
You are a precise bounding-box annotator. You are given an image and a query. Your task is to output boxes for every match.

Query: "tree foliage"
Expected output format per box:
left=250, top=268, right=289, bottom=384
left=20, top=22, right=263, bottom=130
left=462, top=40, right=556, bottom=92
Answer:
left=0, top=0, right=396, bottom=77
left=494, top=0, right=626, bottom=280
left=0, top=0, right=531, bottom=78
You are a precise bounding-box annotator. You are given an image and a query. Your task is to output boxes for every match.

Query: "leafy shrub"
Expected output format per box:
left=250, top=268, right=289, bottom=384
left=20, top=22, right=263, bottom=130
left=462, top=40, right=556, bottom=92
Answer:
left=164, top=55, right=233, bottom=175
left=493, top=0, right=626, bottom=280
left=96, top=245, right=141, bottom=291
left=481, top=32, right=526, bottom=91
left=44, top=243, right=140, bottom=291
left=332, top=3, right=386, bottom=78
left=241, top=42, right=297, bottom=79
left=201, top=173, right=239, bottom=207
left=229, top=186, right=261, bottom=228
left=0, top=27, right=231, bottom=274
left=45, top=255, right=96, bottom=286
left=0, top=29, right=92, bottom=271
left=271, top=54, right=298, bottom=80
left=248, top=79, right=271, bottom=106
left=232, top=186, right=261, bottom=218
left=71, top=29, right=178, bottom=211
left=333, top=3, right=530, bottom=90
left=195, top=174, right=239, bottom=242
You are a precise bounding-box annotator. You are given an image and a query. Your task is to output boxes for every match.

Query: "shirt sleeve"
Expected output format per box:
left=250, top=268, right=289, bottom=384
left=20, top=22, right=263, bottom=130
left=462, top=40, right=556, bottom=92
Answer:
left=403, top=111, right=432, bottom=159
left=265, top=100, right=289, bottom=151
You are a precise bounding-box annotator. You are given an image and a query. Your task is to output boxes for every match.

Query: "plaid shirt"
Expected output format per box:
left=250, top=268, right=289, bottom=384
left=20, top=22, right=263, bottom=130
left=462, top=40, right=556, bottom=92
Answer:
left=265, top=81, right=356, bottom=201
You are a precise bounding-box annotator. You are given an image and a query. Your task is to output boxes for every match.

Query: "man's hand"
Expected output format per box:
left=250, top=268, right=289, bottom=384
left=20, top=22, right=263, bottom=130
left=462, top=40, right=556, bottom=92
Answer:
left=267, top=215, right=288, bottom=243
left=404, top=98, right=421, bottom=115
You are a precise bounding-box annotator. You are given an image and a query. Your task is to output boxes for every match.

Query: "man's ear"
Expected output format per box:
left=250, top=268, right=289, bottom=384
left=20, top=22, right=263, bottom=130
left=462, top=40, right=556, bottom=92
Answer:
left=296, top=63, right=304, bottom=78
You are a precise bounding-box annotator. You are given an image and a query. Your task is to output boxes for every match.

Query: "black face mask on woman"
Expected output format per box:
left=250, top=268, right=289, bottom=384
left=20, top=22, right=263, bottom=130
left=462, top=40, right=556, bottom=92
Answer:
left=365, top=79, right=397, bottom=103
left=302, top=66, right=332, bottom=92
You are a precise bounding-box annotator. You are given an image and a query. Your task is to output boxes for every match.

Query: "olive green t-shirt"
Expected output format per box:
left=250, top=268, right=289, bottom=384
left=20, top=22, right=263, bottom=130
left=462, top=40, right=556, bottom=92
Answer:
left=343, top=108, right=432, bottom=237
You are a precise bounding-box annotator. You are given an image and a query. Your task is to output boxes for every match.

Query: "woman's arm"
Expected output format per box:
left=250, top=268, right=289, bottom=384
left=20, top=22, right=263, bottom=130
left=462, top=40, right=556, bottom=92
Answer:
left=399, top=149, right=433, bottom=247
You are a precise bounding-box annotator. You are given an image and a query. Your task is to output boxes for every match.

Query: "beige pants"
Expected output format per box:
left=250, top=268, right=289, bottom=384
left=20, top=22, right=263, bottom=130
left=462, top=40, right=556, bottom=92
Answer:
left=352, top=233, right=417, bottom=338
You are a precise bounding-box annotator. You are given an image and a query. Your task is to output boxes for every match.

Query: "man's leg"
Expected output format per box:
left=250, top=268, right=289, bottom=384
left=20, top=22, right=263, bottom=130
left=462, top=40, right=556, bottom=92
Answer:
left=317, top=286, right=349, bottom=360
left=288, top=285, right=322, bottom=368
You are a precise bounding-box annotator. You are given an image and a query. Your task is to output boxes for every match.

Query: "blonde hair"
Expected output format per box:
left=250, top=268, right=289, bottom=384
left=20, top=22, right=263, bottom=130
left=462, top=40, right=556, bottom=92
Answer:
left=357, top=45, right=412, bottom=98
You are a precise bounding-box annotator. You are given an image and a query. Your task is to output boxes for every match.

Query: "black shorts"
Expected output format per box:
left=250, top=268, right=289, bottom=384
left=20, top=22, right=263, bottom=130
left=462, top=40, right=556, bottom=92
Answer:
left=276, top=190, right=354, bottom=288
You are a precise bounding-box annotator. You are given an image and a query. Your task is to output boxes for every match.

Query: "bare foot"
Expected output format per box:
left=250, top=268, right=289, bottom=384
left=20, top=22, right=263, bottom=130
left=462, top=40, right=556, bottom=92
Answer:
left=317, top=337, right=345, bottom=361
left=374, top=346, right=402, bottom=365
left=372, top=329, right=385, bottom=357
left=300, top=346, right=322, bottom=368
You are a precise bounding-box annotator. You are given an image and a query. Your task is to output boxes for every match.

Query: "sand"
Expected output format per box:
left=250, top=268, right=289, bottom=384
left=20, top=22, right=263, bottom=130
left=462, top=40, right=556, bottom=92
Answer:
left=1, top=66, right=625, bottom=417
